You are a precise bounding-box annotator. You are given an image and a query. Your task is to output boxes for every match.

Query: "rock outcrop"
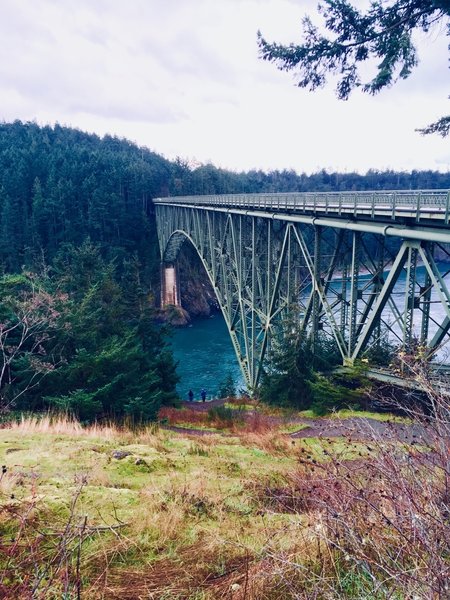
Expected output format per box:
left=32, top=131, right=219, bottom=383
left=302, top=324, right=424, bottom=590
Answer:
left=177, top=242, right=219, bottom=318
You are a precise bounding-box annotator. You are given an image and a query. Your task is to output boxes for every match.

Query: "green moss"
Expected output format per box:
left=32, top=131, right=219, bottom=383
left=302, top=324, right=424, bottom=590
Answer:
left=167, top=422, right=221, bottom=432
left=328, top=409, right=412, bottom=423
left=278, top=422, right=310, bottom=434
left=0, top=421, right=406, bottom=597
left=223, top=402, right=255, bottom=411
left=297, top=408, right=411, bottom=423
left=296, top=437, right=374, bottom=461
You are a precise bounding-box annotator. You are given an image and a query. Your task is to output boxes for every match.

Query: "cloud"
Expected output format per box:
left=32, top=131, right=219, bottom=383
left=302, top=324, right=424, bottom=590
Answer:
left=0, top=0, right=448, bottom=174
left=0, top=0, right=188, bottom=124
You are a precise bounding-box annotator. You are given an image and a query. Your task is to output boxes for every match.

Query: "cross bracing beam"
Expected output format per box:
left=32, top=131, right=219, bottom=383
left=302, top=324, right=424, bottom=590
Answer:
left=155, top=192, right=450, bottom=390
left=155, top=201, right=450, bottom=244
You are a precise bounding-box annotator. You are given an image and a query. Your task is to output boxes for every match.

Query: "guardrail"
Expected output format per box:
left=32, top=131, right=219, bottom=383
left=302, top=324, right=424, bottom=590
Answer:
left=154, top=190, right=450, bottom=224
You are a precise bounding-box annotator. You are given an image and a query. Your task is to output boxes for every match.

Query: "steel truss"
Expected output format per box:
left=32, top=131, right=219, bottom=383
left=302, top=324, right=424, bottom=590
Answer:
left=155, top=201, right=450, bottom=390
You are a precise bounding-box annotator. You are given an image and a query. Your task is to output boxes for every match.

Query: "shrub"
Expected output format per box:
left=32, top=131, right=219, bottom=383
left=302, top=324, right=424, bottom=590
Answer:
left=309, top=373, right=364, bottom=415
left=255, top=364, right=450, bottom=598
left=217, top=372, right=236, bottom=399
left=208, top=405, right=241, bottom=428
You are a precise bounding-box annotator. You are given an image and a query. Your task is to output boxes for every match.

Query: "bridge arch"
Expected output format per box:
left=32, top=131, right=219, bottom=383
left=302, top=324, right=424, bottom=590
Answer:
left=155, top=193, right=450, bottom=390
left=160, top=229, right=225, bottom=320
left=159, top=224, right=269, bottom=389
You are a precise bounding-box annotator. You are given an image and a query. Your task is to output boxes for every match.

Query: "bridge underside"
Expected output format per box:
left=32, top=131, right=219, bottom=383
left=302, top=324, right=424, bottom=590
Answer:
left=156, top=204, right=450, bottom=390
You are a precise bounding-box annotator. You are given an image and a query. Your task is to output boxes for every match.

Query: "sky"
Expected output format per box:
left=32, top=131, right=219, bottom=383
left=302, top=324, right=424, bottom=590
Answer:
left=1, top=0, right=449, bottom=174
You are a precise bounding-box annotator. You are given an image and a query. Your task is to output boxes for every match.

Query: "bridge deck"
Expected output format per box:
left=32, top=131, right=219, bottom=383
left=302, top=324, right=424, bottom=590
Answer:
left=155, top=190, right=450, bottom=226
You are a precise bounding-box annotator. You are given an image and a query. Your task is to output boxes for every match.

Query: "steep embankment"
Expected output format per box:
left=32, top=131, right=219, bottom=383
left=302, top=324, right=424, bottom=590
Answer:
left=178, top=241, right=219, bottom=317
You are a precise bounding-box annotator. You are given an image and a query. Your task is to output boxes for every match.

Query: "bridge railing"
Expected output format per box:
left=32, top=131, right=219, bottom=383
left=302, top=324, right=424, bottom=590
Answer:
left=154, top=190, right=450, bottom=223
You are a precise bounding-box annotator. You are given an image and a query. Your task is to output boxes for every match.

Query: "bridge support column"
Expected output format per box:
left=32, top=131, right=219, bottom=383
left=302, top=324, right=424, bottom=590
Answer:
left=161, top=263, right=181, bottom=307
left=312, top=226, right=322, bottom=353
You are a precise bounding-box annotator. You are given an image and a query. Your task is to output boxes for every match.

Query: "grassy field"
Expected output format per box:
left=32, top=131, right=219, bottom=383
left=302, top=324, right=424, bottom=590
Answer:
left=0, top=405, right=448, bottom=599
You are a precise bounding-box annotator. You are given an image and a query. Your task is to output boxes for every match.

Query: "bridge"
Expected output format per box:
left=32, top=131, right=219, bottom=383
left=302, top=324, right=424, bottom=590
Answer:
left=154, top=190, right=450, bottom=390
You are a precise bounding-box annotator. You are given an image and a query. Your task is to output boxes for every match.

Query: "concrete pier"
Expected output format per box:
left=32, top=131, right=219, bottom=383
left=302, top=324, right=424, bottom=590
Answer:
left=161, top=264, right=180, bottom=307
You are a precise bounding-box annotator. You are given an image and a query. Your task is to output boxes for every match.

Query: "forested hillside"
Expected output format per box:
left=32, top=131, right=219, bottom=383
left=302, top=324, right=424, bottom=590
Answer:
left=1, top=120, right=449, bottom=280
left=0, top=121, right=172, bottom=284
left=0, top=120, right=449, bottom=421
left=173, top=162, right=450, bottom=196
left=0, top=122, right=177, bottom=420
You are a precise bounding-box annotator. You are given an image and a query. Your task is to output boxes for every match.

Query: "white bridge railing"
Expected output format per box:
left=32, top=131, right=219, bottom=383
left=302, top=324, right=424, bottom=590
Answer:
left=155, top=190, right=450, bottom=224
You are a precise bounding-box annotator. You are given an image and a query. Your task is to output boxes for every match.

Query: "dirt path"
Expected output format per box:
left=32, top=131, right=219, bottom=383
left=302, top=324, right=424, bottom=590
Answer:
left=174, top=400, right=426, bottom=442
left=290, top=417, right=425, bottom=442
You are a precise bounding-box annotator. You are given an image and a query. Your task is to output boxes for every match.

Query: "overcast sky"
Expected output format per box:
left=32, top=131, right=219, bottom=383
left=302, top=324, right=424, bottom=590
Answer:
left=1, top=0, right=449, bottom=174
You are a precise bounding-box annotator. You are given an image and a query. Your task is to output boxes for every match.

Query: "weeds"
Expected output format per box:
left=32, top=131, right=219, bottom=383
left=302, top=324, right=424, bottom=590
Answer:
left=237, top=368, right=450, bottom=598
left=187, top=442, right=210, bottom=457
left=207, top=405, right=240, bottom=428
left=0, top=473, right=126, bottom=599
left=1, top=387, right=448, bottom=599
left=159, top=406, right=211, bottom=428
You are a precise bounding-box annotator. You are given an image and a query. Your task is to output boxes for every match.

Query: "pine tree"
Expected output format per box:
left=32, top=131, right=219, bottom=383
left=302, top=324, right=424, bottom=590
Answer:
left=259, top=328, right=314, bottom=409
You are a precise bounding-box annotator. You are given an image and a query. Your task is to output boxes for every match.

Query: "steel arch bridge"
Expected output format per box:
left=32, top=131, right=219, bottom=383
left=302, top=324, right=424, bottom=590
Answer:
left=154, top=191, right=450, bottom=390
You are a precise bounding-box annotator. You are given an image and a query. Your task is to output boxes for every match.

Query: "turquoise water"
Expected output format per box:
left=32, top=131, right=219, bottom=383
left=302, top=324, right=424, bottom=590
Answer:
left=171, top=314, right=245, bottom=402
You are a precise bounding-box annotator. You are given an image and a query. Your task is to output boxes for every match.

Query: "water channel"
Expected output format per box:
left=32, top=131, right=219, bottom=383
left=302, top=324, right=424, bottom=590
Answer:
left=171, top=314, right=245, bottom=402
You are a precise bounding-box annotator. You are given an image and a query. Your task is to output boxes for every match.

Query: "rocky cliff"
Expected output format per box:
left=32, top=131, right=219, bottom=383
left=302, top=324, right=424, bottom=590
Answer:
left=178, top=242, right=219, bottom=317
left=156, top=241, right=219, bottom=326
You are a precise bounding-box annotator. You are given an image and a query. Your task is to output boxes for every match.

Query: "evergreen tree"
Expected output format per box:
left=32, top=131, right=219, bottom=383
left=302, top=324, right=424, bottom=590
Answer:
left=258, top=0, right=449, bottom=135
left=218, top=373, right=237, bottom=399
left=259, top=328, right=315, bottom=409
left=35, top=243, right=178, bottom=421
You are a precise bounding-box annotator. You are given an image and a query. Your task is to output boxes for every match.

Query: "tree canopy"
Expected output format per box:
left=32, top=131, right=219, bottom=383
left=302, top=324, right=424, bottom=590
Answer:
left=0, top=246, right=179, bottom=421
left=0, top=121, right=448, bottom=278
left=258, top=0, right=450, bottom=136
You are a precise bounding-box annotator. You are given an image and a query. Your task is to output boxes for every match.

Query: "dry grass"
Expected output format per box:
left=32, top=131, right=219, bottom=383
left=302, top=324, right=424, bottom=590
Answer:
left=235, top=411, right=275, bottom=434
left=4, top=413, right=165, bottom=447
left=159, top=406, right=212, bottom=427
left=1, top=396, right=448, bottom=599
left=101, top=543, right=249, bottom=599
left=238, top=430, right=294, bottom=456
left=0, top=412, right=302, bottom=598
left=160, top=404, right=282, bottom=436
left=7, top=413, right=119, bottom=439
left=0, top=469, right=21, bottom=496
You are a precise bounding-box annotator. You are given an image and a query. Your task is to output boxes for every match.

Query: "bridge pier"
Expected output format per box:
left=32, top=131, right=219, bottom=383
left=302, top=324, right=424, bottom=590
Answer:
left=161, top=263, right=181, bottom=307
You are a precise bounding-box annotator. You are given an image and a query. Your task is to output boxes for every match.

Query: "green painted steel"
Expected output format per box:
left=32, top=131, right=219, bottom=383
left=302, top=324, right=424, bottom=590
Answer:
left=155, top=191, right=450, bottom=390
left=156, top=190, right=450, bottom=224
